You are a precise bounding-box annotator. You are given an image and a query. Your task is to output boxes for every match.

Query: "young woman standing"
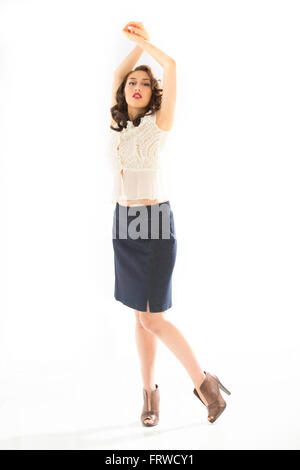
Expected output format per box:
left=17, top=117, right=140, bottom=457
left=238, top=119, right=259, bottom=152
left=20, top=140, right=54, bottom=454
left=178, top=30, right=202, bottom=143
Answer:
left=109, top=22, right=231, bottom=427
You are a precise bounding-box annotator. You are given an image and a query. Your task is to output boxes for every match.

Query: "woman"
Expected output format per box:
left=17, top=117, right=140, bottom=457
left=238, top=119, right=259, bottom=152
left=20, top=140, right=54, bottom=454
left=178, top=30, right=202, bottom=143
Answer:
left=109, top=22, right=231, bottom=427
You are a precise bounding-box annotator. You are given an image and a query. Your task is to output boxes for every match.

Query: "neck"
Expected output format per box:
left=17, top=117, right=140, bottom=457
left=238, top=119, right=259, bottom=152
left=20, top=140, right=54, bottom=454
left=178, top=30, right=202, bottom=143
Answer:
left=128, top=106, right=146, bottom=121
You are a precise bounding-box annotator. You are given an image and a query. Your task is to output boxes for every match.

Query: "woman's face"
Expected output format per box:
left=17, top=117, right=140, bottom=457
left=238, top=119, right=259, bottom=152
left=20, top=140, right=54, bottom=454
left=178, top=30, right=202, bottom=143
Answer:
left=124, top=71, right=152, bottom=110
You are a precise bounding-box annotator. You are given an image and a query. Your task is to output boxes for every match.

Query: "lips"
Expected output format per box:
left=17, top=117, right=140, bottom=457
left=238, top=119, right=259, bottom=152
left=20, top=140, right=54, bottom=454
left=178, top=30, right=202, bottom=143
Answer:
left=133, top=93, right=142, bottom=98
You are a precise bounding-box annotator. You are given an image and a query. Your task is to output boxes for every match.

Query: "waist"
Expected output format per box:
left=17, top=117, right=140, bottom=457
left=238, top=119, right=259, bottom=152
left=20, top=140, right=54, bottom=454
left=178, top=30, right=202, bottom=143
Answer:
left=117, top=198, right=169, bottom=207
left=116, top=200, right=170, bottom=210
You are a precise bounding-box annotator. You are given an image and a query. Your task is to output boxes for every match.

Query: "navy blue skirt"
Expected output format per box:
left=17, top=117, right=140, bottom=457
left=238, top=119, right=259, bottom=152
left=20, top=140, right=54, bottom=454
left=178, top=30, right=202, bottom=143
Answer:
left=112, top=201, right=177, bottom=313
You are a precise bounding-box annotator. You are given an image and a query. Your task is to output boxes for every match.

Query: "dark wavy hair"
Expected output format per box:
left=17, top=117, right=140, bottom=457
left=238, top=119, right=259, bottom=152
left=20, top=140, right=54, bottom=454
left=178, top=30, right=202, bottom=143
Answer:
left=110, top=65, right=163, bottom=132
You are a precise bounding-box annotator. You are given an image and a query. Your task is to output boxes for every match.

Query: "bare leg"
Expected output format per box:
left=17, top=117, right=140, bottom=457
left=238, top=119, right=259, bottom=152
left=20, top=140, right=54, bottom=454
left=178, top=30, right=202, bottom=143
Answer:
left=139, top=302, right=209, bottom=408
left=134, top=310, right=158, bottom=425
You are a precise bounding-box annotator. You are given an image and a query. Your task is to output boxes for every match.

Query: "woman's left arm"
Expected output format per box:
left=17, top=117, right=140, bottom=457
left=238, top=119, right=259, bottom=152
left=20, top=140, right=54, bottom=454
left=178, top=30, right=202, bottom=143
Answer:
left=124, top=25, right=176, bottom=131
left=142, top=42, right=176, bottom=131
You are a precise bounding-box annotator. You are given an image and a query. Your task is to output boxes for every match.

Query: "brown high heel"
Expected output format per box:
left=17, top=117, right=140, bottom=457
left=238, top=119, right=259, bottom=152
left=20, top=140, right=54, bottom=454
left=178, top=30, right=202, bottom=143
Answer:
left=193, top=371, right=231, bottom=423
left=141, top=384, right=160, bottom=427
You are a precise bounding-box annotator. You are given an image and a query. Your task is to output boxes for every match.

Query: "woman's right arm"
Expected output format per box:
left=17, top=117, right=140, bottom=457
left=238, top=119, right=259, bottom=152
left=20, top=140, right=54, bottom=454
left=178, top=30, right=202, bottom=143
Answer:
left=114, top=44, right=143, bottom=79
left=111, top=23, right=150, bottom=126
left=110, top=45, right=143, bottom=127
left=114, top=21, right=150, bottom=77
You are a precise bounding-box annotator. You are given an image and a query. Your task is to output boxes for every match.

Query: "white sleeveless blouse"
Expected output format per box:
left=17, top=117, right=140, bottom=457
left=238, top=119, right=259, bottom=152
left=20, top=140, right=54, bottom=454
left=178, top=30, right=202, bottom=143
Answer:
left=108, top=111, right=170, bottom=205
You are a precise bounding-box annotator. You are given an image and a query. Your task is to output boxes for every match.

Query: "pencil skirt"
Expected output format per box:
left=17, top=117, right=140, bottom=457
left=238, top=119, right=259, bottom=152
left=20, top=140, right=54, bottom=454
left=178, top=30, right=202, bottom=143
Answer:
left=112, top=200, right=177, bottom=313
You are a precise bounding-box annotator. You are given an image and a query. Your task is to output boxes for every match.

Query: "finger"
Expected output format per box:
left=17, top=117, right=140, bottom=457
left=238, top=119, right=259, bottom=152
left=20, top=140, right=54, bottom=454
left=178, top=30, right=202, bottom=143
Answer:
left=132, top=23, right=145, bottom=30
left=126, top=26, right=141, bottom=35
left=125, top=21, right=141, bottom=29
left=132, top=24, right=149, bottom=38
left=132, top=30, right=147, bottom=39
left=122, top=26, right=140, bottom=36
left=130, top=26, right=145, bottom=35
left=127, top=23, right=145, bottom=32
left=123, top=29, right=144, bottom=40
left=130, top=31, right=145, bottom=39
left=123, top=23, right=147, bottom=40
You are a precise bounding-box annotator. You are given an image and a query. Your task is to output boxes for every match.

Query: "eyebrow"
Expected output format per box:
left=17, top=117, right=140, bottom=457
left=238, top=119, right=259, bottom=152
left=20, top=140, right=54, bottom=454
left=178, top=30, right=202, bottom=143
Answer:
left=128, top=77, right=151, bottom=81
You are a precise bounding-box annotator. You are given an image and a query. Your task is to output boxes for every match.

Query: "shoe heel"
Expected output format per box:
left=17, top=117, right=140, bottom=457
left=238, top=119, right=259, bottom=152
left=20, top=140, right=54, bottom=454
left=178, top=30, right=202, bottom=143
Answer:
left=218, top=381, right=231, bottom=395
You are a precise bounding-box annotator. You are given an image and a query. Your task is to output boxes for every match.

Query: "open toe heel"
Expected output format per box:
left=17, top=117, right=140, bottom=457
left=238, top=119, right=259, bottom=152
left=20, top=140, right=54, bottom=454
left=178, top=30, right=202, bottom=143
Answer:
left=141, top=384, right=160, bottom=427
left=193, top=371, right=231, bottom=424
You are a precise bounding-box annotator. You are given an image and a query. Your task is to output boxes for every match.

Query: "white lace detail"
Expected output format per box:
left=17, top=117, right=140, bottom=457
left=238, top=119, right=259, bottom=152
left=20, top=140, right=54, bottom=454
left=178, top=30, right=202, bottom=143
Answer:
left=108, top=111, right=169, bottom=203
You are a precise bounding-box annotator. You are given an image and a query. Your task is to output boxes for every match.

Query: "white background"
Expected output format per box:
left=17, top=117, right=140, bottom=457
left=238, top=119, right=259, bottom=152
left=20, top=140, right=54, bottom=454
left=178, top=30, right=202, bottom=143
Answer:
left=0, top=0, right=299, bottom=449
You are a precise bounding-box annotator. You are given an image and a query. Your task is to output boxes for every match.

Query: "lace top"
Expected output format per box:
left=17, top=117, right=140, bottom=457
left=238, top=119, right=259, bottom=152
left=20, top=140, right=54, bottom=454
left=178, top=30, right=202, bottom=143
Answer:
left=108, top=111, right=170, bottom=205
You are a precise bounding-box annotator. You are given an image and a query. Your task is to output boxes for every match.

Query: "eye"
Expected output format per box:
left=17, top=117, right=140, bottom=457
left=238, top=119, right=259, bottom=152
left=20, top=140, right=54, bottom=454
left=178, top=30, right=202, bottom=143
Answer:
left=128, top=81, right=150, bottom=86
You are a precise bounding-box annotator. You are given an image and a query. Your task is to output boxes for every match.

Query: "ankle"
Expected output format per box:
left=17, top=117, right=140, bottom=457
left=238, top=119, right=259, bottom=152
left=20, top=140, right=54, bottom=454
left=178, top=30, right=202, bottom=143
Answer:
left=193, top=371, right=206, bottom=389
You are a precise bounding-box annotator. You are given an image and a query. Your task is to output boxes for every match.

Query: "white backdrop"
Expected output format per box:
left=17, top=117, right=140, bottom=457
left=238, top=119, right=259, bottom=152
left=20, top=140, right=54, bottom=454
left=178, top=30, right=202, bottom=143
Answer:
left=0, top=0, right=299, bottom=449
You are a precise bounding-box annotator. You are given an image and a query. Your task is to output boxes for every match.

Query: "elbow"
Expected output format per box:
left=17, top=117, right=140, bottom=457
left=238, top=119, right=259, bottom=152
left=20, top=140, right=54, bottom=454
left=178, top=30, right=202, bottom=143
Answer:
left=165, top=58, right=176, bottom=68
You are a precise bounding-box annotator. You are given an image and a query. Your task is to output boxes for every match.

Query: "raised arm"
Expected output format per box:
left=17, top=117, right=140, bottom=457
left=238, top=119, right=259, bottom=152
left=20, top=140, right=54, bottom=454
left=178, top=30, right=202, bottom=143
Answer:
left=110, top=45, right=143, bottom=126
left=110, top=23, right=151, bottom=127
left=124, top=23, right=176, bottom=131
left=114, top=45, right=143, bottom=80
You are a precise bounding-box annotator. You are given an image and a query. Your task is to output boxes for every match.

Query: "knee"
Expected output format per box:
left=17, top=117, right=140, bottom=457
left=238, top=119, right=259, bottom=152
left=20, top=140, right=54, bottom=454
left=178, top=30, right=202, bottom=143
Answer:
left=139, top=312, right=164, bottom=334
left=134, top=310, right=144, bottom=327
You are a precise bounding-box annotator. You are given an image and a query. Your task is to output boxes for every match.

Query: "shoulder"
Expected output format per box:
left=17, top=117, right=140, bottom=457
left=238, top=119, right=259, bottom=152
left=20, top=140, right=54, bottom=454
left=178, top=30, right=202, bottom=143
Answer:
left=145, top=111, right=170, bottom=134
